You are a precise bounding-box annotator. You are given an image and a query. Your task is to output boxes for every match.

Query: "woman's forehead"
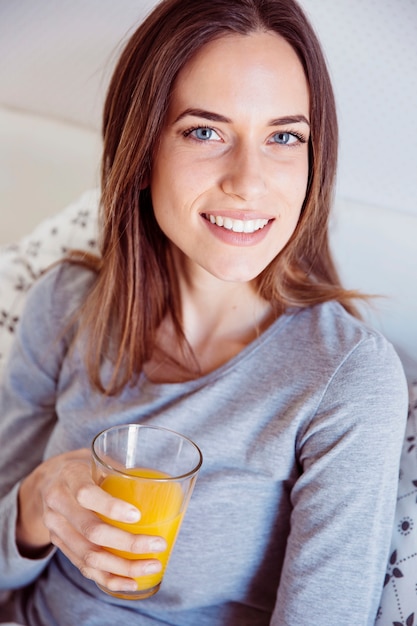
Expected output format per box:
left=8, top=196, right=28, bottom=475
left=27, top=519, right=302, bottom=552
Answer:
left=168, top=31, right=310, bottom=124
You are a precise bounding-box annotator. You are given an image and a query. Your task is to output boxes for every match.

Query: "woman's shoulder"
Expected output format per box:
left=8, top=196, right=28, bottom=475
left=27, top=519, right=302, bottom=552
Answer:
left=20, top=261, right=97, bottom=333
left=302, top=301, right=406, bottom=389
left=286, top=302, right=408, bottom=439
left=293, top=300, right=391, bottom=352
left=31, top=260, right=96, bottom=302
left=265, top=300, right=405, bottom=383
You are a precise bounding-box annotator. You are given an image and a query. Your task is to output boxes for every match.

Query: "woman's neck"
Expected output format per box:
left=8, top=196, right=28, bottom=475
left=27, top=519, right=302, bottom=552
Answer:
left=181, top=275, right=272, bottom=354
left=144, top=261, right=274, bottom=383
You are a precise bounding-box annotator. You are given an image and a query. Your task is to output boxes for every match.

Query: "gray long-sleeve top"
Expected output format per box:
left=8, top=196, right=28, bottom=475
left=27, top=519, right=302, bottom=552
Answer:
left=0, top=263, right=408, bottom=625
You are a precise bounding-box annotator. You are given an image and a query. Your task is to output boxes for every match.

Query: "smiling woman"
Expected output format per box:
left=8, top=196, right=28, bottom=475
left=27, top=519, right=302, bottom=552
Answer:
left=0, top=0, right=408, bottom=625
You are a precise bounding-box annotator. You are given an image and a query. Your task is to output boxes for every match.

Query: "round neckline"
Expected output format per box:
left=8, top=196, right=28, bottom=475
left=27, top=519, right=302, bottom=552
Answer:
left=139, top=309, right=297, bottom=393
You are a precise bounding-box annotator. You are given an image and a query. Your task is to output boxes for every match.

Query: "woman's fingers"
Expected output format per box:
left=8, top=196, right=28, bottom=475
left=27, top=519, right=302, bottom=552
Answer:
left=42, top=459, right=166, bottom=553
left=76, top=482, right=141, bottom=524
left=47, top=496, right=166, bottom=554
left=19, top=448, right=167, bottom=589
left=45, top=450, right=140, bottom=523
left=35, top=449, right=167, bottom=589
left=49, top=515, right=163, bottom=592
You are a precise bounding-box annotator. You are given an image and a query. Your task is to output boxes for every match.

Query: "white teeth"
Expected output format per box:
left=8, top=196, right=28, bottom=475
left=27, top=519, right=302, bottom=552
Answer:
left=207, top=214, right=269, bottom=233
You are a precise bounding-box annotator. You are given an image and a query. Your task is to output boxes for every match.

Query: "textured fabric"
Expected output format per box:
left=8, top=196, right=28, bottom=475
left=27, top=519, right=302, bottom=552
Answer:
left=0, top=188, right=99, bottom=378
left=376, top=381, right=417, bottom=626
left=0, top=263, right=408, bottom=626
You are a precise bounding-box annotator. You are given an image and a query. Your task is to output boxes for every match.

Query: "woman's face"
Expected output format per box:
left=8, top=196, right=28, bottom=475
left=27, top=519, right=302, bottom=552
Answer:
left=150, top=30, right=310, bottom=284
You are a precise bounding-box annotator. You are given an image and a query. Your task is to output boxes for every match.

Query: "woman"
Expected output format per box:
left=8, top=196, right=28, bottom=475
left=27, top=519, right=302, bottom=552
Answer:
left=0, top=0, right=408, bottom=624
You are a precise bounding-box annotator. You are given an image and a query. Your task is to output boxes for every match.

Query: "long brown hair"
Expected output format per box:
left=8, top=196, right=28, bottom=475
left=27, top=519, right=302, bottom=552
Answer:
left=74, top=0, right=360, bottom=394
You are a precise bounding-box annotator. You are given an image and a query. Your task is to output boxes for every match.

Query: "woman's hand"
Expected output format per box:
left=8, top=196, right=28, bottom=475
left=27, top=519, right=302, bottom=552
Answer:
left=17, top=448, right=167, bottom=594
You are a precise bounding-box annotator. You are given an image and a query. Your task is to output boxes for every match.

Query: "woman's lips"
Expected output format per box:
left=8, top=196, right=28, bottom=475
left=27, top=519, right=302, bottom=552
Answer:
left=204, top=213, right=270, bottom=233
left=201, top=212, right=273, bottom=245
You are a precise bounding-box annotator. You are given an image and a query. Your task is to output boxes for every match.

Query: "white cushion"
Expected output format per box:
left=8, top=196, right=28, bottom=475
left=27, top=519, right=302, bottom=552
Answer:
left=0, top=189, right=99, bottom=375
left=330, top=198, right=417, bottom=372
left=0, top=107, right=101, bottom=245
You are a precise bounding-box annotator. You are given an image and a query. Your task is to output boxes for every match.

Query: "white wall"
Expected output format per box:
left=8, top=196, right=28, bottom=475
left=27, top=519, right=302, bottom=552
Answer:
left=300, top=0, right=417, bottom=217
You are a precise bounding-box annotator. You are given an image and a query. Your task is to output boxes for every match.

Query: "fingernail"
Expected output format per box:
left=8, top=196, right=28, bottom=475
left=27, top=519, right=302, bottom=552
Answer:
left=145, top=561, right=162, bottom=574
left=124, top=508, right=141, bottom=523
left=124, top=580, right=138, bottom=591
left=150, top=538, right=166, bottom=552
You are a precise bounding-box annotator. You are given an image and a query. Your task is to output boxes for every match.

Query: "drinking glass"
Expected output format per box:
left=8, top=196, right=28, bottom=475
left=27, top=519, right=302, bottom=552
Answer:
left=91, top=423, right=202, bottom=600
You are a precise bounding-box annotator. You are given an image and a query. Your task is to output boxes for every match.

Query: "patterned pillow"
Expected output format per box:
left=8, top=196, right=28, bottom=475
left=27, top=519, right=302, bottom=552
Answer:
left=0, top=188, right=99, bottom=376
left=376, top=380, right=417, bottom=626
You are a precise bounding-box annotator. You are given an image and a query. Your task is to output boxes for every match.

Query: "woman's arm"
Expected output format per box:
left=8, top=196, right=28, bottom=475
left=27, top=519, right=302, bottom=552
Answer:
left=271, top=333, right=408, bottom=625
left=0, top=268, right=66, bottom=588
left=0, top=265, right=165, bottom=593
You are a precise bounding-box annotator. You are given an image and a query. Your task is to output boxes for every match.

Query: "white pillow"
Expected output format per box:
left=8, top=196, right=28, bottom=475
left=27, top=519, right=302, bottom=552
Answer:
left=0, top=188, right=99, bottom=376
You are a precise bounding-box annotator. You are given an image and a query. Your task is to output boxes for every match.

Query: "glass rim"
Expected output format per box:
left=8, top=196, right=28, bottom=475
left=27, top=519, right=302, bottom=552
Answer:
left=91, top=423, right=203, bottom=482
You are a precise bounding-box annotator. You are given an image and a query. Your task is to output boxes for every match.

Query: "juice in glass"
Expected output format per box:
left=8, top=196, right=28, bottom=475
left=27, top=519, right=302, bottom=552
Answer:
left=99, top=467, right=184, bottom=596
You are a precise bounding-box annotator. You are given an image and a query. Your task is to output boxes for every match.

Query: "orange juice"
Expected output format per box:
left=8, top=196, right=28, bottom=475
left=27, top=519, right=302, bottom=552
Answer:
left=100, top=467, right=184, bottom=594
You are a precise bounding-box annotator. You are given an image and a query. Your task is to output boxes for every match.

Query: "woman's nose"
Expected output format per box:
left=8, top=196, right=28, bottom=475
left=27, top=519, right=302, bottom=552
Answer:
left=220, top=142, right=267, bottom=202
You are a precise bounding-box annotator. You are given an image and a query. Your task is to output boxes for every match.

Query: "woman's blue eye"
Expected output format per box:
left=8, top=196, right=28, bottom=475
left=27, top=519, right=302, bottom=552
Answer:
left=271, top=132, right=297, bottom=145
left=195, top=128, right=213, bottom=140
left=186, top=127, right=221, bottom=141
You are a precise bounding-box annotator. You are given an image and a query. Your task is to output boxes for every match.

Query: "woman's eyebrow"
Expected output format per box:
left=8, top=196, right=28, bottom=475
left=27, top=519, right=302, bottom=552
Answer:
left=173, top=108, right=310, bottom=127
left=268, top=115, right=310, bottom=126
left=173, top=108, right=231, bottom=124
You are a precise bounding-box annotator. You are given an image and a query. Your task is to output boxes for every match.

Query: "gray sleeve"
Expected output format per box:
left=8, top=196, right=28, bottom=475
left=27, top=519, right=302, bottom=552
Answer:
left=0, top=267, right=73, bottom=588
left=272, top=333, right=408, bottom=626
left=0, top=484, right=55, bottom=589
